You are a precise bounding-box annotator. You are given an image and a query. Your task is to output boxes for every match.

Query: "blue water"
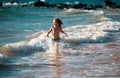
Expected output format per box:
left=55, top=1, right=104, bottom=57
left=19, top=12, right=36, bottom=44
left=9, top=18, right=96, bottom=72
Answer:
left=0, top=7, right=59, bottom=44
left=0, top=1, right=120, bottom=78
left=0, top=6, right=96, bottom=44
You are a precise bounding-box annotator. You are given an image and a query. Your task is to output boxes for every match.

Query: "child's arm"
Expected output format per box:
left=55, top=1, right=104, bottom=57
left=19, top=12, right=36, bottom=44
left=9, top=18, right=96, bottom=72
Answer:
left=60, top=27, right=68, bottom=37
left=46, top=27, right=52, bottom=37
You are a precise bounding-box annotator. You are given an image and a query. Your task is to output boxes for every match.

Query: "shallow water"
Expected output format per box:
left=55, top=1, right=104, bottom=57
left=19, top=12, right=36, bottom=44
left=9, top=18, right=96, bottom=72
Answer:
left=0, top=3, right=120, bottom=78
left=0, top=31, right=120, bottom=78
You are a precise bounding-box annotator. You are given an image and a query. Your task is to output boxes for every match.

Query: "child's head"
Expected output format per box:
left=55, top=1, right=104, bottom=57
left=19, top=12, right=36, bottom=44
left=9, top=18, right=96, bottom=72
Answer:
left=53, top=18, right=62, bottom=27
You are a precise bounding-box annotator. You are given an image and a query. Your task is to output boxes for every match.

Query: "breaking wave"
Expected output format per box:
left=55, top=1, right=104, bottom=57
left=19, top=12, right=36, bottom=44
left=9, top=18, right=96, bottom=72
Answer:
left=0, top=10, right=120, bottom=57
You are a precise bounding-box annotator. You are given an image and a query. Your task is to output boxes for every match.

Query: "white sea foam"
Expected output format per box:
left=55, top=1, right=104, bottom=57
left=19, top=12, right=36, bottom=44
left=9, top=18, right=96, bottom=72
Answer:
left=2, top=1, right=33, bottom=7
left=2, top=2, right=12, bottom=7
left=1, top=9, right=119, bottom=54
left=58, top=8, right=93, bottom=15
left=91, top=10, right=111, bottom=22
left=12, top=2, right=18, bottom=6
left=2, top=2, right=19, bottom=7
left=4, top=32, right=48, bottom=54
left=65, top=21, right=119, bottom=43
left=0, top=53, right=3, bottom=58
left=2, top=19, right=119, bottom=54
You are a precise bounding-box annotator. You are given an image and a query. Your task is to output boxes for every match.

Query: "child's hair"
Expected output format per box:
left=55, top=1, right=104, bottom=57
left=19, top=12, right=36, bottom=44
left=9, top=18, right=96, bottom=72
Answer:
left=53, top=18, right=62, bottom=27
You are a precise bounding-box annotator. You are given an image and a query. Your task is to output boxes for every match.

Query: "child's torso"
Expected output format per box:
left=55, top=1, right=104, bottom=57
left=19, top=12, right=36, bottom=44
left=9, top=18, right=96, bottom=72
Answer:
left=51, top=26, right=61, bottom=39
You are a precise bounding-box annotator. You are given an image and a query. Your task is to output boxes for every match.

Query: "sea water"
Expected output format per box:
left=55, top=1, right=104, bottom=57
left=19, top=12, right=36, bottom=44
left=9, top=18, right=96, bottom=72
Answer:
left=0, top=1, right=120, bottom=78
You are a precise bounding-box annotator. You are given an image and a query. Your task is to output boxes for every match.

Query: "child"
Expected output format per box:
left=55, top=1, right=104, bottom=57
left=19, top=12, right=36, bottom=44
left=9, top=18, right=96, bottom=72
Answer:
left=46, top=18, right=68, bottom=52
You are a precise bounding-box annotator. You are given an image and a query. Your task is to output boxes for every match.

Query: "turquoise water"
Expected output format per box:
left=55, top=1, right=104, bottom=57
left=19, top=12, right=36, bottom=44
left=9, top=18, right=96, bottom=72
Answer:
left=0, top=7, right=95, bottom=44
left=0, top=7, right=60, bottom=44
left=0, top=1, right=120, bottom=78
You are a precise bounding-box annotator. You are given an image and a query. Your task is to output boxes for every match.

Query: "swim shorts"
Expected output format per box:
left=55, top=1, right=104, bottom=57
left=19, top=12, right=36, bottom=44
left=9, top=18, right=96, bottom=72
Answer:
left=52, top=38, right=60, bottom=42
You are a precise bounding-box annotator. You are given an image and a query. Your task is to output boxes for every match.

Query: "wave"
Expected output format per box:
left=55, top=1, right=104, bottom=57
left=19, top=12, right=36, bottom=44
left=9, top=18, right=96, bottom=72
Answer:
left=0, top=20, right=119, bottom=57
left=58, top=8, right=93, bottom=15
left=64, top=21, right=120, bottom=43
left=0, top=45, right=17, bottom=57
left=2, top=1, right=34, bottom=7
left=0, top=9, right=120, bottom=57
left=90, top=10, right=111, bottom=22
left=58, top=9, right=111, bottom=22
